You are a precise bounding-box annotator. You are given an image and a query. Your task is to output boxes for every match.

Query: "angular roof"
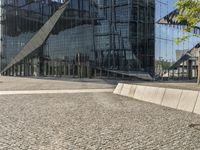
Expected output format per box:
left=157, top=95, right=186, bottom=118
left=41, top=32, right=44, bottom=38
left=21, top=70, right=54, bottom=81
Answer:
left=157, top=9, right=200, bottom=35
left=169, top=43, right=200, bottom=70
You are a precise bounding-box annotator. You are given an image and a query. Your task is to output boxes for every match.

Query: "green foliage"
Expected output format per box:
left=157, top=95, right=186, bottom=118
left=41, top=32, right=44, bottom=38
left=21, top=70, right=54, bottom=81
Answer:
left=175, top=34, right=200, bottom=44
left=155, top=59, right=171, bottom=71
left=175, top=35, right=190, bottom=44
left=176, top=0, right=200, bottom=44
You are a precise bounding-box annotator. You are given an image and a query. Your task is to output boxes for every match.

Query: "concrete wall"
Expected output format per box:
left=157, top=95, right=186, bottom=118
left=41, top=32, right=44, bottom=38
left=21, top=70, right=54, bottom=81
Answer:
left=161, top=88, right=182, bottom=109
left=120, top=84, right=133, bottom=97
left=177, top=90, right=199, bottom=112
left=113, top=83, right=123, bottom=95
left=114, top=83, right=200, bottom=115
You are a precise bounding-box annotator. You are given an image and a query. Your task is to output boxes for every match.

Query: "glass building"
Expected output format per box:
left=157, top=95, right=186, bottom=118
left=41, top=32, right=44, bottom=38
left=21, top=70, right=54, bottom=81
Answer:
left=155, top=0, right=200, bottom=79
left=0, top=0, right=155, bottom=79
left=0, top=0, right=199, bottom=79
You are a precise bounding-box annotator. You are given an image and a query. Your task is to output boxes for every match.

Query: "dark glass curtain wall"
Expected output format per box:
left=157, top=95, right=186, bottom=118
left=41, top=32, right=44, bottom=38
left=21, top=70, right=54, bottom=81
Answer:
left=0, top=0, right=155, bottom=77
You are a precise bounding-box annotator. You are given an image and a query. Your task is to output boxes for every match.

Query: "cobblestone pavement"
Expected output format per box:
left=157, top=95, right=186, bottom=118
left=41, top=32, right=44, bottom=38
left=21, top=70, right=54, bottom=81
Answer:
left=1, top=77, right=200, bottom=150
left=1, top=92, right=200, bottom=150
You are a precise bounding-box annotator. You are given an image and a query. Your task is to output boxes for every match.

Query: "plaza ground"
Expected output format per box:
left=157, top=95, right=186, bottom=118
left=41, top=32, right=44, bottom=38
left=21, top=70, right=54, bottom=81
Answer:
left=0, top=76, right=200, bottom=149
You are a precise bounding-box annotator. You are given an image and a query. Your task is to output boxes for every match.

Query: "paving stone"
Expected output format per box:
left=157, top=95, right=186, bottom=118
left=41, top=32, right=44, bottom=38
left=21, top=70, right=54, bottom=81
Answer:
left=1, top=92, right=200, bottom=150
left=0, top=77, right=200, bottom=149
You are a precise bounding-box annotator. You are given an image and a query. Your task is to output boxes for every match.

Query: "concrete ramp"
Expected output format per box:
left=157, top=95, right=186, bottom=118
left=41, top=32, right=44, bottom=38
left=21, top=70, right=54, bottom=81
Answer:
left=120, top=84, right=133, bottom=97
left=133, top=85, right=146, bottom=100
left=128, top=85, right=137, bottom=98
left=193, top=94, right=200, bottom=115
left=161, top=88, right=182, bottom=109
left=142, top=86, right=157, bottom=102
left=177, top=90, right=199, bottom=112
left=139, top=86, right=166, bottom=105
left=113, top=83, right=124, bottom=95
left=148, top=87, right=165, bottom=104
left=113, top=83, right=200, bottom=115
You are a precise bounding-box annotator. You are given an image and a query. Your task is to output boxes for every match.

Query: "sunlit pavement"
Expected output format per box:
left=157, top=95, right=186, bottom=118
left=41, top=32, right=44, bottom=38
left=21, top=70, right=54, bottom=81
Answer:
left=0, top=77, right=200, bottom=150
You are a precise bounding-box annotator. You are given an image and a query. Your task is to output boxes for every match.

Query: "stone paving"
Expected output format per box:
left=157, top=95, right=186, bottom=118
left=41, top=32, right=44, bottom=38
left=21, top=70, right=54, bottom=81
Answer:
left=1, top=77, right=200, bottom=149
left=0, top=76, right=116, bottom=91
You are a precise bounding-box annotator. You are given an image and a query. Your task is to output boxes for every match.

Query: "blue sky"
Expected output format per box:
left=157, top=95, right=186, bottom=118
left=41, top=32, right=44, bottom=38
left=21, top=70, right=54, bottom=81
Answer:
left=155, top=0, right=200, bottom=61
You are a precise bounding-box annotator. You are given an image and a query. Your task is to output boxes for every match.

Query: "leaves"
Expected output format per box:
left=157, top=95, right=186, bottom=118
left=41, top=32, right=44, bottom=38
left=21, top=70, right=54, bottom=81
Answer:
left=175, top=35, right=190, bottom=45
left=176, top=0, right=200, bottom=44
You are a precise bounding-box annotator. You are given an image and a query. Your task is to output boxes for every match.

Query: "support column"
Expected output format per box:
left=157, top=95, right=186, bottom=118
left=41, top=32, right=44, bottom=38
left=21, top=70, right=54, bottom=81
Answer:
left=44, top=60, right=47, bottom=76
left=100, top=68, right=102, bottom=78
left=122, top=73, right=124, bottom=79
left=10, top=68, right=12, bottom=76
left=8, top=68, right=11, bottom=76
left=63, top=63, right=67, bottom=76
left=56, top=61, right=59, bottom=77
left=73, top=64, right=75, bottom=78
left=78, top=65, right=81, bottom=78
left=87, top=62, right=91, bottom=78
left=33, top=58, right=37, bottom=76
left=94, top=69, right=97, bottom=78
left=194, top=60, right=197, bottom=79
left=182, top=62, right=184, bottom=79
left=52, top=61, right=54, bottom=76
left=168, top=69, right=170, bottom=80
left=68, top=64, right=71, bottom=76
left=177, top=67, right=180, bottom=79
left=29, top=59, right=32, bottom=76
left=30, top=58, right=34, bottom=76
left=12, top=65, right=14, bottom=76
left=107, top=71, right=110, bottom=78
left=16, top=64, right=19, bottom=76
left=81, top=65, right=84, bottom=78
left=187, top=60, right=192, bottom=80
left=24, top=59, right=26, bottom=76
left=20, top=62, right=23, bottom=76
left=59, top=61, right=62, bottom=77
left=14, top=65, right=17, bottom=76
left=22, top=60, right=25, bottom=76
left=48, top=61, right=51, bottom=76
left=24, top=59, right=29, bottom=76
left=17, top=64, right=19, bottom=76
left=28, top=59, right=30, bottom=76
left=6, top=70, right=8, bottom=76
left=37, top=57, right=40, bottom=76
left=54, top=61, right=57, bottom=76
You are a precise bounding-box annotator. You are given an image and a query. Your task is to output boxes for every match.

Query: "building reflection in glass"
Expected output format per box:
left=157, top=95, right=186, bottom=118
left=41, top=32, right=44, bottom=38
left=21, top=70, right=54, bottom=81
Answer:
left=0, top=0, right=155, bottom=78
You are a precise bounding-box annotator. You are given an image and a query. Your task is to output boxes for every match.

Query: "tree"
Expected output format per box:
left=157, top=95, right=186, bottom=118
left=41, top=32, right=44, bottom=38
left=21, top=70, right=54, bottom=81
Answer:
left=176, top=0, right=200, bottom=83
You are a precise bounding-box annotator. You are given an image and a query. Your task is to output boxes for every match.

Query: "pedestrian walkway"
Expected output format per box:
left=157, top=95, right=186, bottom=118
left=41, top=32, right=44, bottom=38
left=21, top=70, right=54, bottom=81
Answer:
left=1, top=77, right=200, bottom=149
left=0, top=88, right=113, bottom=95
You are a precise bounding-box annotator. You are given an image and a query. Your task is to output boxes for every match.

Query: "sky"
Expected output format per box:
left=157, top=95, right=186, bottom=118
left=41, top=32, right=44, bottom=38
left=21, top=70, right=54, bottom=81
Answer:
left=155, top=0, right=200, bottom=61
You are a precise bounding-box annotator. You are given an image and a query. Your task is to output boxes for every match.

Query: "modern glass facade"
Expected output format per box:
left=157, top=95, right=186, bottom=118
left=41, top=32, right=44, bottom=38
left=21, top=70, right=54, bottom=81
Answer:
left=0, top=0, right=155, bottom=79
left=155, top=0, right=200, bottom=78
left=1, top=0, right=199, bottom=80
